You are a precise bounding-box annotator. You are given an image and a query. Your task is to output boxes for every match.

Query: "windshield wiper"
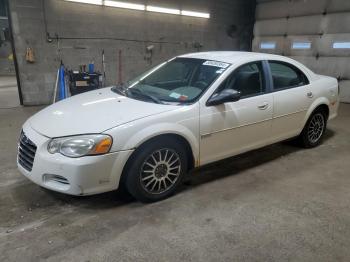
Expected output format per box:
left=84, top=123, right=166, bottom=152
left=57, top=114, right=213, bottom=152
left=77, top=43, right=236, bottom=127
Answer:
left=126, top=88, right=163, bottom=104
left=111, top=84, right=128, bottom=96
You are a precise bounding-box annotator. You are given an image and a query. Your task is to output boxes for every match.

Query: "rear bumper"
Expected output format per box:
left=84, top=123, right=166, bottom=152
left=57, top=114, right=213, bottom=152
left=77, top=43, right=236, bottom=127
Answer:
left=17, top=122, right=133, bottom=195
left=329, top=98, right=340, bottom=121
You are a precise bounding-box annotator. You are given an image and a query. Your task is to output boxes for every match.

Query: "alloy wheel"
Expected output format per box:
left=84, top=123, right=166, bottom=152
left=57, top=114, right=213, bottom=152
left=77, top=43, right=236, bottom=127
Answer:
left=307, top=113, right=325, bottom=144
left=140, top=148, right=181, bottom=195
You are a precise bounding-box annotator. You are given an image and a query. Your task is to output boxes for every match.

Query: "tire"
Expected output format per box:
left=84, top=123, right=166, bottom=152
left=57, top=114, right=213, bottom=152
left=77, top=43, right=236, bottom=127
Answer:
left=124, top=138, right=188, bottom=203
left=299, top=109, right=327, bottom=148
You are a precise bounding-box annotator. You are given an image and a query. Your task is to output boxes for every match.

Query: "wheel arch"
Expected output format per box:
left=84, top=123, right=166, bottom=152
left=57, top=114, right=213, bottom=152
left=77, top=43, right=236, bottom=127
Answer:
left=136, top=133, right=196, bottom=171
left=118, top=132, right=197, bottom=189
left=303, top=98, right=330, bottom=127
left=314, top=104, right=329, bottom=119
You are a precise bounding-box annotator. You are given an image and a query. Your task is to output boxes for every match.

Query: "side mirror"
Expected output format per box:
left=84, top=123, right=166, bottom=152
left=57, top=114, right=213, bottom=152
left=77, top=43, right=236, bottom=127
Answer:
left=206, top=89, right=241, bottom=106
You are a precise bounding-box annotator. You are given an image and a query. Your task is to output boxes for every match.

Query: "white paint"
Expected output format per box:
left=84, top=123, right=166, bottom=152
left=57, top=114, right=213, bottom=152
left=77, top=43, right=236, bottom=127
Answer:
left=18, top=51, right=339, bottom=196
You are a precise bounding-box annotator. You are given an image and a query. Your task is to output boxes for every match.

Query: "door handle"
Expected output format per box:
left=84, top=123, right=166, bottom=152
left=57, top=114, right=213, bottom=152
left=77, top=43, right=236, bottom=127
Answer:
left=258, top=102, right=269, bottom=110
left=307, top=91, right=313, bottom=98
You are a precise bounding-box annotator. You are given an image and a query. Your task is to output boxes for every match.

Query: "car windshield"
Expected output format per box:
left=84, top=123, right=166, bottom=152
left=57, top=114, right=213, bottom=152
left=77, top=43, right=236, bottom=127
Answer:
left=112, top=58, right=231, bottom=104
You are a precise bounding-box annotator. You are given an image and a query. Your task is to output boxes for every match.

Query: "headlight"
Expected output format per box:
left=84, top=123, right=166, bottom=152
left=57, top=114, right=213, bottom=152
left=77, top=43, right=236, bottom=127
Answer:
left=48, top=134, right=112, bottom=158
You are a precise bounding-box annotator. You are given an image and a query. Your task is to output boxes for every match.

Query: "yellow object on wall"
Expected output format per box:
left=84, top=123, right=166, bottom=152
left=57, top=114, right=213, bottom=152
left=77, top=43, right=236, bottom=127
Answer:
left=25, top=47, right=35, bottom=63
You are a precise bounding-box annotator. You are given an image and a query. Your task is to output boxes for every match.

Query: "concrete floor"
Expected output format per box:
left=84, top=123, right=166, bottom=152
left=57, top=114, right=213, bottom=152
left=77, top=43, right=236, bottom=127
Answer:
left=0, top=104, right=350, bottom=262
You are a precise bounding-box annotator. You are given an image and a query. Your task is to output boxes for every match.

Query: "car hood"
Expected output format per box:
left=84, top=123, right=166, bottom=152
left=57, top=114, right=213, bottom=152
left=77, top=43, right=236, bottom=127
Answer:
left=29, top=88, right=178, bottom=137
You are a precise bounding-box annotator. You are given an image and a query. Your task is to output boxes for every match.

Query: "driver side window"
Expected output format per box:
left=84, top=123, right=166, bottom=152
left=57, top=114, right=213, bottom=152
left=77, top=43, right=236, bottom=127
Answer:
left=215, top=61, right=266, bottom=98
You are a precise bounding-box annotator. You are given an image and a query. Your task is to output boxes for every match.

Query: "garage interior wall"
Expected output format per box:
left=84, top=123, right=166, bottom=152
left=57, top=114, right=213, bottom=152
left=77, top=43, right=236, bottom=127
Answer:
left=0, top=20, right=15, bottom=75
left=9, top=0, right=255, bottom=105
left=0, top=0, right=15, bottom=75
left=253, top=0, right=350, bottom=103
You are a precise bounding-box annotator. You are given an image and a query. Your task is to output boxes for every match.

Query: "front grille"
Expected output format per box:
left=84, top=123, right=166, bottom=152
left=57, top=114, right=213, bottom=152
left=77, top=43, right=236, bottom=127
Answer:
left=18, top=131, right=37, bottom=171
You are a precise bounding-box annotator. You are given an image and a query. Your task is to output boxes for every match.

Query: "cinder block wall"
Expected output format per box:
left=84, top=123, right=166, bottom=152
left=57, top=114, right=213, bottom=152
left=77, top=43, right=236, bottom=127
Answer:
left=0, top=41, right=15, bottom=76
left=9, top=0, right=255, bottom=105
left=253, top=0, right=350, bottom=103
left=0, top=18, right=15, bottom=75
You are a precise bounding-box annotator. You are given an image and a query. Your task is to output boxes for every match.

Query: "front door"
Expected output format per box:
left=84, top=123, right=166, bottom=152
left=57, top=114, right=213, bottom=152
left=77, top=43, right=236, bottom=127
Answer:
left=199, top=61, right=273, bottom=165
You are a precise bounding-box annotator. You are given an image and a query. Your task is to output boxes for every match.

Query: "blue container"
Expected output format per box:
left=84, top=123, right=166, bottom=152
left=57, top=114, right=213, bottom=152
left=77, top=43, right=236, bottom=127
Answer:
left=88, top=63, right=94, bottom=73
left=59, top=65, right=66, bottom=100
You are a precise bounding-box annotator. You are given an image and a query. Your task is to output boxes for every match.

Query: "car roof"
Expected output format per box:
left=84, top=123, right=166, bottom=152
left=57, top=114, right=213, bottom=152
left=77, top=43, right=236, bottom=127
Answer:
left=179, top=51, right=288, bottom=64
left=178, top=51, right=316, bottom=79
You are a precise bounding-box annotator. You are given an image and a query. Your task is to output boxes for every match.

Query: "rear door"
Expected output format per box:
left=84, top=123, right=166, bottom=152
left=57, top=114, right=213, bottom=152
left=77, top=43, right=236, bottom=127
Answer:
left=268, top=61, right=314, bottom=140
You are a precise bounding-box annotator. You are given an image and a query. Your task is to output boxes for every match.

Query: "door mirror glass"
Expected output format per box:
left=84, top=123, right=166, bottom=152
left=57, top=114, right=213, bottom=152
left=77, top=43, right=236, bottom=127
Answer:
left=206, top=89, right=241, bottom=106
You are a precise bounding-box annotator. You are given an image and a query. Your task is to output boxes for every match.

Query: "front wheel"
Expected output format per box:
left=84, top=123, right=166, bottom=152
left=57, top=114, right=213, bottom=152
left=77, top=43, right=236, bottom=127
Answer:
left=299, top=110, right=327, bottom=148
left=124, top=139, right=188, bottom=203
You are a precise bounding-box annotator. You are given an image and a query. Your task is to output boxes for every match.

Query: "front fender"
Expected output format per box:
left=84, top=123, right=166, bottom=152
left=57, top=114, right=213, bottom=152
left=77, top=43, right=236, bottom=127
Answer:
left=124, top=122, right=199, bottom=161
left=106, top=105, right=200, bottom=165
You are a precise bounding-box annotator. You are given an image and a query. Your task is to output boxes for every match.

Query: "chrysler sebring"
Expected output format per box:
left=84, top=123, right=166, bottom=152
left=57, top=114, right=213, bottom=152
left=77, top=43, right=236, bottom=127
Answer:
left=18, top=52, right=339, bottom=202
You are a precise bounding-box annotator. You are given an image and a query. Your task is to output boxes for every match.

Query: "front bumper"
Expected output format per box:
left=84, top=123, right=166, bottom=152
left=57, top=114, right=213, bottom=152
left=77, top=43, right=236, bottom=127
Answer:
left=17, top=122, right=133, bottom=195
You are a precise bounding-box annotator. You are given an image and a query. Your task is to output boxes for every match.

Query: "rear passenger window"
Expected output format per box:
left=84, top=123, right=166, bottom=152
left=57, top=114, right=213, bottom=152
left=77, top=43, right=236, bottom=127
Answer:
left=215, top=61, right=266, bottom=98
left=269, top=61, right=308, bottom=90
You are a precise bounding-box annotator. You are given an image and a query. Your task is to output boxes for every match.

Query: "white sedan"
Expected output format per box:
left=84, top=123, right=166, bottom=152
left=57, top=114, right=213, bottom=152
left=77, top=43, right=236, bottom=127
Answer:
left=18, top=51, right=339, bottom=202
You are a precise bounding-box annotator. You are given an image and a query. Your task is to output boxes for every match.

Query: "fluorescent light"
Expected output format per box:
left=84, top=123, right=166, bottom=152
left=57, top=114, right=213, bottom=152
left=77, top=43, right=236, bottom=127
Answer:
left=292, top=41, right=311, bottom=49
left=146, top=5, right=180, bottom=15
left=64, top=0, right=102, bottom=5
left=181, top=10, right=210, bottom=18
left=104, top=1, right=145, bottom=10
left=333, top=42, right=350, bottom=49
left=260, top=41, right=276, bottom=49
left=63, top=1, right=211, bottom=19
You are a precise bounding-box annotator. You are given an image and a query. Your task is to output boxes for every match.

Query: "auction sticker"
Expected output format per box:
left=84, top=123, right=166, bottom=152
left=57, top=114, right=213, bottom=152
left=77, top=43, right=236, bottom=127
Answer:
left=203, top=61, right=230, bottom=69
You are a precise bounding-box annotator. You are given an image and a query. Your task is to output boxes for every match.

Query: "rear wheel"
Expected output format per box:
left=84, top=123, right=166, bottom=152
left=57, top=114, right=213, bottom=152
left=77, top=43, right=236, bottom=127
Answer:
left=124, top=139, right=187, bottom=203
left=299, top=110, right=327, bottom=148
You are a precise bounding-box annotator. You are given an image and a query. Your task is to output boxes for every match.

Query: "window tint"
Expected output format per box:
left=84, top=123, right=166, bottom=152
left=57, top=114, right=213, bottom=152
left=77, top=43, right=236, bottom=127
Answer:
left=215, top=61, right=266, bottom=98
left=269, top=61, right=308, bottom=90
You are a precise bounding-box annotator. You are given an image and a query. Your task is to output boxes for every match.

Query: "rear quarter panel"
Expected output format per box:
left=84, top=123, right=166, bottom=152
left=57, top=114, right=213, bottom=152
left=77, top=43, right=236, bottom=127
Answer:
left=303, top=75, right=339, bottom=126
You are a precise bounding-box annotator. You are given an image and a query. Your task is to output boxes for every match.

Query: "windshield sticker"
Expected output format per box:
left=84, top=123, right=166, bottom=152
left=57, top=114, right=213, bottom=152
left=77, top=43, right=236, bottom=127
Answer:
left=169, top=92, right=181, bottom=99
left=203, top=61, right=230, bottom=69
left=179, top=95, right=188, bottom=101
